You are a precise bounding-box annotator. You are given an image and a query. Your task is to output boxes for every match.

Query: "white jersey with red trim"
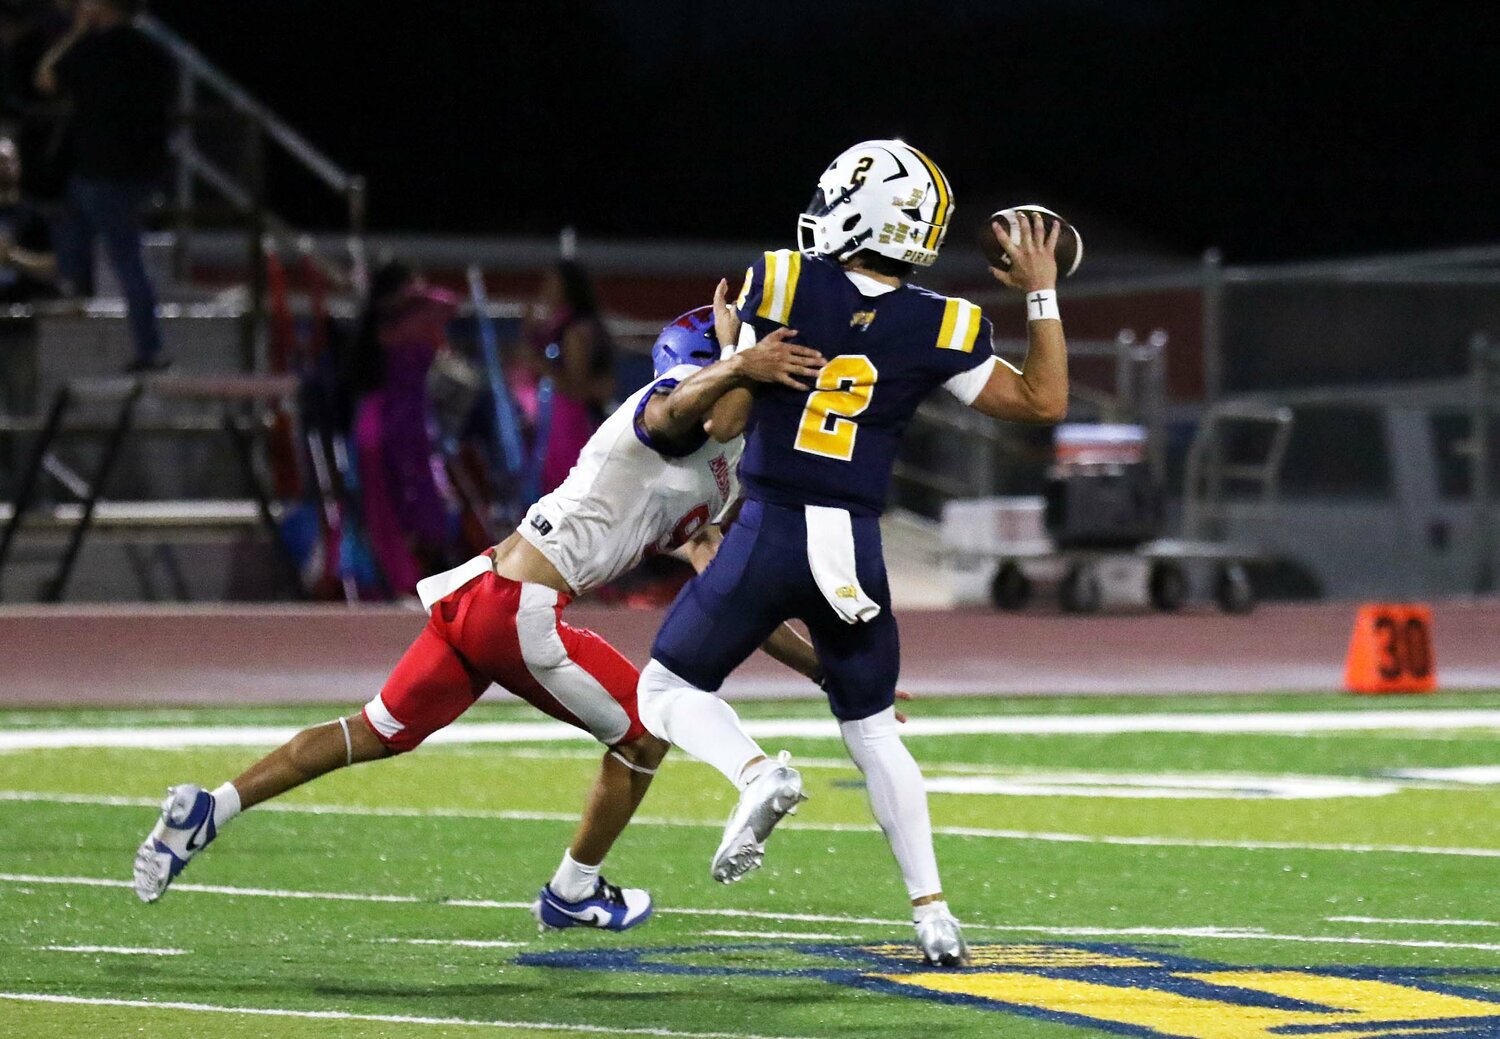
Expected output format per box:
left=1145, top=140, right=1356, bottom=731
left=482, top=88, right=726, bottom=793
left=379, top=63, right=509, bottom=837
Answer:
left=518, top=364, right=742, bottom=594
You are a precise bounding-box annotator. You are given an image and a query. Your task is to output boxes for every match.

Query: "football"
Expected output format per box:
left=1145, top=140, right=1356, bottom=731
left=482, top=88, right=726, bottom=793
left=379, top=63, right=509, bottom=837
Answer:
left=979, top=204, right=1084, bottom=277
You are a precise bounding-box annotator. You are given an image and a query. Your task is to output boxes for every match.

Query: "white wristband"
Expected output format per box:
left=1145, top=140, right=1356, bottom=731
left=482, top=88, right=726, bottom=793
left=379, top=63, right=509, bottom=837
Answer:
left=1025, top=289, right=1060, bottom=322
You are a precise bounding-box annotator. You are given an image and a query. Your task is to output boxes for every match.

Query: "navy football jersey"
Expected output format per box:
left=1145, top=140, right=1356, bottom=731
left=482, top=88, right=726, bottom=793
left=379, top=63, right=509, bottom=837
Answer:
left=734, top=250, right=994, bottom=515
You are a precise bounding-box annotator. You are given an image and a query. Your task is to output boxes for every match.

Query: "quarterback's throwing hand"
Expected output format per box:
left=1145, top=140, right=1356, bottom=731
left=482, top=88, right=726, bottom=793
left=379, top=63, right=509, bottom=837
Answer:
left=732, top=327, right=825, bottom=390
left=989, top=210, right=1059, bottom=293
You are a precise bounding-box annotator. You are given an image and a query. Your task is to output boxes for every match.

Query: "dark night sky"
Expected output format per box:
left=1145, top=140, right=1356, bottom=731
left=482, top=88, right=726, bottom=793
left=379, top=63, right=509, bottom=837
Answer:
left=150, top=1, right=1498, bottom=263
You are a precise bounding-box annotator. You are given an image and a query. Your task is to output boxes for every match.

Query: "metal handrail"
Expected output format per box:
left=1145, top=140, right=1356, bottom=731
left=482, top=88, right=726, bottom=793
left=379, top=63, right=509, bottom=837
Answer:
left=177, top=148, right=351, bottom=287
left=135, top=14, right=360, bottom=198
left=134, top=11, right=366, bottom=320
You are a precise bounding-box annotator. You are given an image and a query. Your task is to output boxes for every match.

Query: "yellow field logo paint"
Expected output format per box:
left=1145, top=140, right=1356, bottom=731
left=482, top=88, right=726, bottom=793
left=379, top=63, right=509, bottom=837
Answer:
left=518, top=941, right=1500, bottom=1037
left=861, top=944, right=1500, bottom=1037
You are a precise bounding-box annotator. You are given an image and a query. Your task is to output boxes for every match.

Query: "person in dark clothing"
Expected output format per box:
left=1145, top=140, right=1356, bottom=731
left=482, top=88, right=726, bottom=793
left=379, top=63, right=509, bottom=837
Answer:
left=0, top=0, right=72, bottom=202
left=0, top=131, right=57, bottom=303
left=34, top=0, right=171, bottom=372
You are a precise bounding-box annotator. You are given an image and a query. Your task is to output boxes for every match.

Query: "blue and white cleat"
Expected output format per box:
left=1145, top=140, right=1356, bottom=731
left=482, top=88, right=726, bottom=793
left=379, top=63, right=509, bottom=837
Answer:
left=711, top=750, right=806, bottom=884
left=531, top=879, right=653, bottom=932
left=133, top=784, right=218, bottom=903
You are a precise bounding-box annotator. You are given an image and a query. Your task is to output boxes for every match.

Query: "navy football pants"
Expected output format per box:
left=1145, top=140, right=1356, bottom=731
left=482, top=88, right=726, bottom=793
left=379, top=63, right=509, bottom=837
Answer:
left=651, top=499, right=899, bottom=721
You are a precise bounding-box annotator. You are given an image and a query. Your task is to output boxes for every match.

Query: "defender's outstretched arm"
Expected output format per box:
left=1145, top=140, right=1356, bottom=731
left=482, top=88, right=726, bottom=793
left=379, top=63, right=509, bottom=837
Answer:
left=640, top=308, right=822, bottom=449
left=704, top=279, right=756, bottom=441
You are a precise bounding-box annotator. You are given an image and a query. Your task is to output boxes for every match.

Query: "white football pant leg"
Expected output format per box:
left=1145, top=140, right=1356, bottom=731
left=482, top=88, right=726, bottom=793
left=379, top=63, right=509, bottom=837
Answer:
left=515, top=583, right=632, bottom=744
left=637, top=658, right=765, bottom=787
left=840, top=706, right=943, bottom=900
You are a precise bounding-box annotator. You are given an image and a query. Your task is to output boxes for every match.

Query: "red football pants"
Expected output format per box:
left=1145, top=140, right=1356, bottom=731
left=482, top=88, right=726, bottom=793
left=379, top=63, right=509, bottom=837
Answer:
left=362, top=570, right=644, bottom=753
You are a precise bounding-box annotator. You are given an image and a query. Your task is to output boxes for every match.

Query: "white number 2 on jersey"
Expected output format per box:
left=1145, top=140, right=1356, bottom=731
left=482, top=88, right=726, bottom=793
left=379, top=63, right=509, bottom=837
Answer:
left=793, top=355, right=878, bottom=462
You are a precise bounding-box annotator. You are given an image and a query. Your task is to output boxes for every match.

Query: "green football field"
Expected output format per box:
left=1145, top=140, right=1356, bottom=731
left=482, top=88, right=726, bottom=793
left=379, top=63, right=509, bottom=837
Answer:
left=3, top=690, right=1500, bottom=1038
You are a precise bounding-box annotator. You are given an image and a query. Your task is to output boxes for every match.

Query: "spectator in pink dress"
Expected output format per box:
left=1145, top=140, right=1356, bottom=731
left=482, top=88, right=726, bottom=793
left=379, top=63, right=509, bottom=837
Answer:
left=348, top=262, right=463, bottom=597
left=514, top=260, right=615, bottom=495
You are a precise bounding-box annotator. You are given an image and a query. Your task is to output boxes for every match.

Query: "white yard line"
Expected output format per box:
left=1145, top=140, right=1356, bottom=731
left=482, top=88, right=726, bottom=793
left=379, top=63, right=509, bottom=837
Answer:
left=0, top=790, right=586, bottom=824
left=929, top=826, right=1500, bottom=859
left=1281, top=729, right=1500, bottom=742
left=974, top=925, right=1500, bottom=953
left=921, top=773, right=1403, bottom=800
left=1391, top=766, right=1500, bottom=784
left=876, top=709, right=1500, bottom=737
left=701, top=930, right=858, bottom=940
left=38, top=945, right=186, bottom=956
left=5, top=873, right=1500, bottom=953
left=0, top=872, right=469, bottom=906
left=1328, top=915, right=1500, bottom=928
left=1218, top=931, right=1500, bottom=953
left=0, top=992, right=816, bottom=1039
left=381, top=938, right=532, bottom=949
left=5, top=708, right=1500, bottom=751
left=2, top=791, right=158, bottom=808
left=5, top=789, right=1498, bottom=858
left=669, top=908, right=909, bottom=927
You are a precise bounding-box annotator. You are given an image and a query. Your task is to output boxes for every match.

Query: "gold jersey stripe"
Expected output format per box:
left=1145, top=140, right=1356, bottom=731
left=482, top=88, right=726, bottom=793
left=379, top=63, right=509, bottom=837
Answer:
left=735, top=265, right=754, bottom=309
left=937, top=298, right=961, bottom=349
left=757, top=249, right=802, bottom=324
left=756, top=251, right=780, bottom=321
left=781, top=250, right=802, bottom=323
left=957, top=301, right=981, bottom=352
left=937, top=298, right=980, bottom=352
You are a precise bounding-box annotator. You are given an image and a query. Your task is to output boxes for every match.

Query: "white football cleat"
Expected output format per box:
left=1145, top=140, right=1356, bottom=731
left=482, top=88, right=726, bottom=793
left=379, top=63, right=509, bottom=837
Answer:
left=914, top=902, right=970, bottom=967
left=133, top=784, right=219, bottom=903
left=711, top=751, right=806, bottom=884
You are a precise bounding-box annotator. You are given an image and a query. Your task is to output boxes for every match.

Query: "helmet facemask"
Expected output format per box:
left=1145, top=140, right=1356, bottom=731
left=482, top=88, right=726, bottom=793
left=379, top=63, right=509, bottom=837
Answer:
left=797, top=184, right=872, bottom=260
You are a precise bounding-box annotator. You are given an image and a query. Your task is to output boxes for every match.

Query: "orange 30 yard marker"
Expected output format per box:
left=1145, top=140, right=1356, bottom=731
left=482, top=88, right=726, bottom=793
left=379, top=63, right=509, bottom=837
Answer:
left=1344, top=603, right=1437, bottom=694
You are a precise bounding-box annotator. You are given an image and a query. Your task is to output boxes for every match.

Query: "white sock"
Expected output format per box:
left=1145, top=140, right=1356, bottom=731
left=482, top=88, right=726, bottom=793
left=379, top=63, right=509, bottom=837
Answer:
left=211, top=782, right=242, bottom=829
left=637, top=659, right=765, bottom=786
left=550, top=849, right=600, bottom=902
left=913, top=900, right=953, bottom=924
left=736, top=755, right=777, bottom=791
left=840, top=707, right=943, bottom=901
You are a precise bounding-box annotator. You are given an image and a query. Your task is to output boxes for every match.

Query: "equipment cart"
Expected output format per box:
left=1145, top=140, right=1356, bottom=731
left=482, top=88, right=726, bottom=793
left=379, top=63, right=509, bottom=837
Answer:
left=945, top=401, right=1294, bottom=614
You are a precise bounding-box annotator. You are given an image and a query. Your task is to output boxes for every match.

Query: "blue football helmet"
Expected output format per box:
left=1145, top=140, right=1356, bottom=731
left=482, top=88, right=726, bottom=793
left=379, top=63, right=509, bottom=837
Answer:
left=651, top=305, right=719, bottom=377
